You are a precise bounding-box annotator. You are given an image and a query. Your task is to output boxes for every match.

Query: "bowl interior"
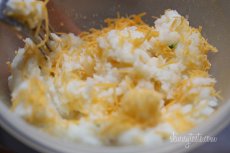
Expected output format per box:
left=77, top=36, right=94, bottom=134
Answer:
left=0, top=0, right=230, bottom=153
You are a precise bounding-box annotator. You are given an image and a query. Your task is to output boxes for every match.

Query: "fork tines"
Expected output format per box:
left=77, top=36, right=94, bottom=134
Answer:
left=33, top=24, right=54, bottom=59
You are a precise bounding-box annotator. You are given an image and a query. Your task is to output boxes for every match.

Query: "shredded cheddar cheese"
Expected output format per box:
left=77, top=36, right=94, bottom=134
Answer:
left=8, top=6, right=219, bottom=146
left=6, top=0, right=50, bottom=47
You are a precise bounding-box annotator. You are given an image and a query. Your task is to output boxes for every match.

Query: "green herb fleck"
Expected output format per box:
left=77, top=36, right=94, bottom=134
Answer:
left=169, top=43, right=177, bottom=49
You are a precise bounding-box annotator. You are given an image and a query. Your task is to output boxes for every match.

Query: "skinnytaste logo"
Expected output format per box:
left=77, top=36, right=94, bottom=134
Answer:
left=170, top=132, right=217, bottom=148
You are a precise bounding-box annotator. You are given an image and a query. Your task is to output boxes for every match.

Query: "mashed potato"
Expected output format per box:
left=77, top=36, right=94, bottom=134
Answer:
left=8, top=6, right=219, bottom=145
left=6, top=0, right=47, bottom=29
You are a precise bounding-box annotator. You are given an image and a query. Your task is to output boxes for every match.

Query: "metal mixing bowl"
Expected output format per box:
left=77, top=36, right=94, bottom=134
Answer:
left=0, top=0, right=230, bottom=153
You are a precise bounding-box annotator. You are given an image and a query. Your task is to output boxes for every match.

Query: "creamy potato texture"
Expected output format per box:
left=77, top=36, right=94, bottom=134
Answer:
left=8, top=5, right=219, bottom=146
left=6, top=0, right=48, bottom=29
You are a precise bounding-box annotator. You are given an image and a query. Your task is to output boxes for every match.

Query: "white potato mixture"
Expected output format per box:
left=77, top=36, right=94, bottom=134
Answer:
left=7, top=0, right=219, bottom=146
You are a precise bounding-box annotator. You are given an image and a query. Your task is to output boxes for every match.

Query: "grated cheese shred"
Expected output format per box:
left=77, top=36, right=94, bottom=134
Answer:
left=8, top=4, right=219, bottom=146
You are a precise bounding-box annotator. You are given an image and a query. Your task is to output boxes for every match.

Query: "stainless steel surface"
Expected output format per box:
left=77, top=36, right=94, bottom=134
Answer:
left=0, top=0, right=230, bottom=153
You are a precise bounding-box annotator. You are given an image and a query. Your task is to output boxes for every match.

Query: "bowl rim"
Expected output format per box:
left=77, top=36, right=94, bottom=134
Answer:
left=0, top=99, right=230, bottom=153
